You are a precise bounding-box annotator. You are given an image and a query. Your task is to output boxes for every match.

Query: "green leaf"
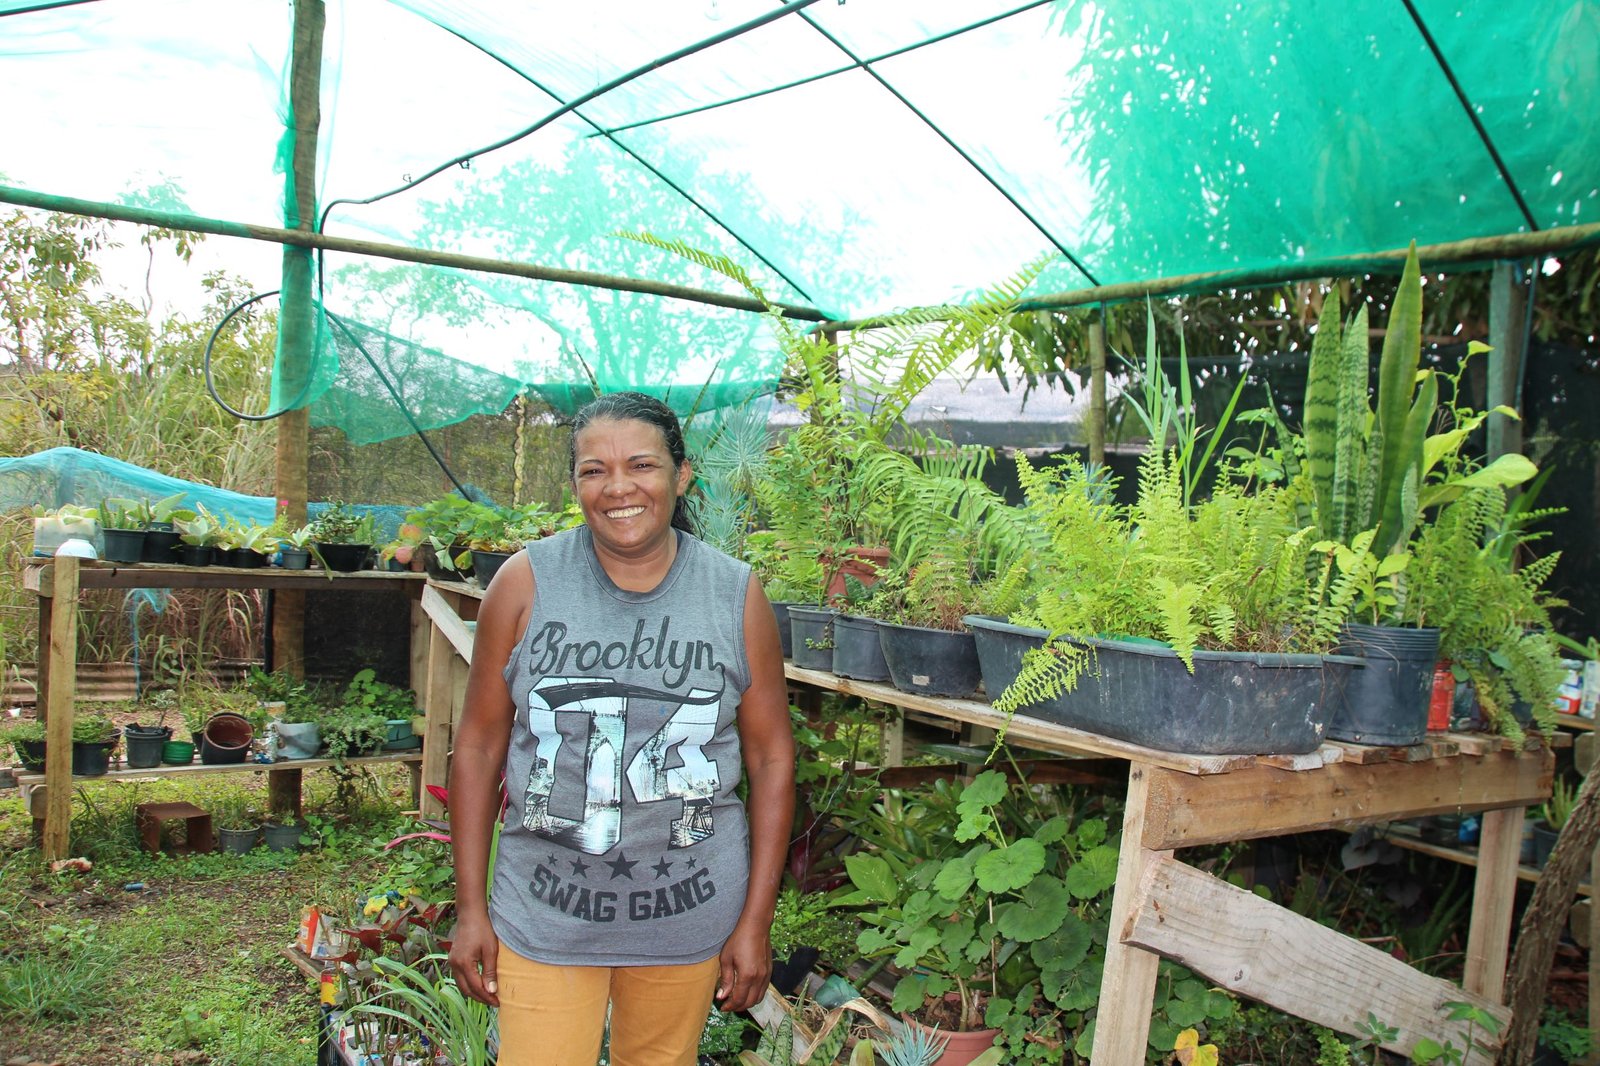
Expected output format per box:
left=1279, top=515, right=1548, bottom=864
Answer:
left=890, top=973, right=930, bottom=1014
left=1074, top=1021, right=1096, bottom=1059
left=1410, top=1036, right=1446, bottom=1064
left=893, top=925, right=942, bottom=969
left=1076, top=818, right=1108, bottom=848
left=1048, top=957, right=1102, bottom=1011
left=975, top=838, right=1046, bottom=893
left=1147, top=1017, right=1181, bottom=1052
left=1166, top=996, right=1207, bottom=1028
left=1203, top=989, right=1236, bottom=1020
left=960, top=769, right=1009, bottom=809
left=996, top=876, right=1070, bottom=942
left=844, top=853, right=898, bottom=903
left=933, top=855, right=977, bottom=901
left=940, top=913, right=977, bottom=956
left=1172, top=978, right=1207, bottom=1001
left=1031, top=911, right=1092, bottom=971
left=1034, top=815, right=1071, bottom=845
left=1064, top=844, right=1120, bottom=898
left=1452, top=452, right=1537, bottom=491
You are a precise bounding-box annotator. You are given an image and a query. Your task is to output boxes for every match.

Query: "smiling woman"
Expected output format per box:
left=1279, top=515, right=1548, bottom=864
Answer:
left=447, top=391, right=796, bottom=1066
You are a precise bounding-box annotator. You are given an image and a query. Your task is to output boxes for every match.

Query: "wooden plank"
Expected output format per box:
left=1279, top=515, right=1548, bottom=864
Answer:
left=21, top=559, right=424, bottom=592
left=1141, top=751, right=1553, bottom=850
left=421, top=585, right=474, bottom=665
left=879, top=715, right=905, bottom=769
left=1124, top=855, right=1504, bottom=1064
left=784, top=664, right=1256, bottom=776
left=1259, top=749, right=1328, bottom=772
left=1317, top=743, right=1346, bottom=766
left=1463, top=806, right=1523, bottom=1003
left=1424, top=736, right=1462, bottom=759
left=420, top=621, right=456, bottom=821
left=42, top=556, right=78, bottom=862
left=1090, top=767, right=1168, bottom=1065
left=1450, top=734, right=1498, bottom=757
left=11, top=750, right=424, bottom=788
left=408, top=592, right=429, bottom=696
left=1365, top=821, right=1592, bottom=898
left=1327, top=740, right=1391, bottom=765
left=1387, top=743, right=1436, bottom=763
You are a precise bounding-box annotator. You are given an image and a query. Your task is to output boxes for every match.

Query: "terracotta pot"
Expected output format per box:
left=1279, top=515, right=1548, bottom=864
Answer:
left=823, top=545, right=889, bottom=600
left=910, top=1019, right=1002, bottom=1066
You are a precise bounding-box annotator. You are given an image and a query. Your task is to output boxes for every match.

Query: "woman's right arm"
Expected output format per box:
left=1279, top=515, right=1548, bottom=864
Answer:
left=447, top=556, right=532, bottom=1006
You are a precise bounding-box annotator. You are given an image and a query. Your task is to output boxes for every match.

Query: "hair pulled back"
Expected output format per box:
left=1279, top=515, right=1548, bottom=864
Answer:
left=568, top=391, right=695, bottom=535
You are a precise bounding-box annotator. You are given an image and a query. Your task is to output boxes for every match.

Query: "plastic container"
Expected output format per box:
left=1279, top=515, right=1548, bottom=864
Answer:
left=71, top=741, right=115, bottom=776
left=879, top=621, right=982, bottom=698
left=101, top=528, right=146, bottom=564
left=199, top=712, right=253, bottom=764
left=1328, top=624, right=1441, bottom=746
left=787, top=607, right=838, bottom=672
left=274, top=721, right=321, bottom=760
left=161, top=739, right=195, bottom=765
left=218, top=826, right=260, bottom=854
left=32, top=514, right=100, bottom=557
left=123, top=725, right=172, bottom=769
left=316, top=542, right=371, bottom=573
left=831, top=614, right=890, bottom=681
left=262, top=821, right=304, bottom=852
left=769, top=601, right=797, bottom=659
left=469, top=549, right=513, bottom=588
left=966, top=616, right=1340, bottom=755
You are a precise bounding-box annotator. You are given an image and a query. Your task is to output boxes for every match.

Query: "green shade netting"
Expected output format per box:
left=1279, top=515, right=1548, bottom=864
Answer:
left=2, top=0, right=1597, bottom=439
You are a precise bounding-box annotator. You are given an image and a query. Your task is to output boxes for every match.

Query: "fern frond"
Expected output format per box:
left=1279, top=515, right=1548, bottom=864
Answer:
left=1149, top=576, right=1202, bottom=672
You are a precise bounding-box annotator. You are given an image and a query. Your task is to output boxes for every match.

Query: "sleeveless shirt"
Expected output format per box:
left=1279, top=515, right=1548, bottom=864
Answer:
left=490, top=526, right=754, bottom=966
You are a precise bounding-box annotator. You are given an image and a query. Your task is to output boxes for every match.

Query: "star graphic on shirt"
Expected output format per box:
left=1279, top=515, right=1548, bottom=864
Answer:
left=604, top=852, right=639, bottom=880
left=686, top=857, right=698, bottom=869
left=569, top=858, right=590, bottom=877
left=652, top=857, right=674, bottom=879
left=546, top=853, right=558, bottom=866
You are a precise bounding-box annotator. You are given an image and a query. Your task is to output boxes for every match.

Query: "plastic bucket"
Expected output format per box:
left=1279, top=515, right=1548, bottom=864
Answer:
left=161, top=739, right=195, bottom=765
left=832, top=614, right=890, bottom=681
left=274, top=721, right=321, bottom=759
left=788, top=607, right=838, bottom=672
left=262, top=822, right=303, bottom=852
left=218, top=827, right=260, bottom=855
left=879, top=621, right=982, bottom=698
left=965, top=616, right=1336, bottom=755
left=123, top=725, right=171, bottom=769
left=200, top=712, right=253, bottom=764
left=14, top=739, right=46, bottom=771
left=1327, top=624, right=1441, bottom=746
left=278, top=548, right=311, bottom=570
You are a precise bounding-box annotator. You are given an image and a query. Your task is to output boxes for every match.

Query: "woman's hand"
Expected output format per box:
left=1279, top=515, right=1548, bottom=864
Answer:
left=448, top=910, right=501, bottom=1007
left=716, top=918, right=772, bottom=1012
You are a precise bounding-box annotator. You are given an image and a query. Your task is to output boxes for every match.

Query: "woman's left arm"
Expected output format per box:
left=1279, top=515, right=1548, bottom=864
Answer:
left=717, top=575, right=797, bottom=1012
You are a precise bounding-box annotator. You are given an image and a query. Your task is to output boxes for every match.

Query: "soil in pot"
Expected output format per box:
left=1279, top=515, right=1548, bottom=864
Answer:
left=788, top=606, right=839, bottom=672
left=71, top=741, right=115, bottom=776
left=141, top=528, right=181, bottom=564
left=316, top=542, right=371, bottom=573
left=832, top=614, right=890, bottom=681
left=199, top=712, right=253, bottom=765
left=102, top=528, right=146, bottom=564
left=880, top=621, right=982, bottom=698
left=218, top=826, right=260, bottom=855
left=123, top=725, right=172, bottom=769
left=161, top=739, right=195, bottom=765
left=1328, top=624, right=1442, bottom=746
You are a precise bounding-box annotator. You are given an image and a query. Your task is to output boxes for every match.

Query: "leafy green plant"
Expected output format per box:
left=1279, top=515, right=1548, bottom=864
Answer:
left=1542, top=774, right=1577, bottom=831
left=1409, top=1000, right=1503, bottom=1065
left=211, top=792, right=259, bottom=832
left=69, top=714, right=117, bottom=744
left=309, top=502, right=376, bottom=545
left=0, top=921, right=117, bottom=1023
left=321, top=710, right=389, bottom=761
left=1537, top=1007, right=1591, bottom=1063
left=0, top=717, right=46, bottom=744
left=175, top=505, right=223, bottom=548
left=346, top=954, right=496, bottom=1066
left=341, top=668, right=416, bottom=721
left=97, top=497, right=143, bottom=530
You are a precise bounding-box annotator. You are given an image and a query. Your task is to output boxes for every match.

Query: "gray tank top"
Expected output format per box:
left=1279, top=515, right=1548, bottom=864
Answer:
left=490, top=526, right=754, bottom=965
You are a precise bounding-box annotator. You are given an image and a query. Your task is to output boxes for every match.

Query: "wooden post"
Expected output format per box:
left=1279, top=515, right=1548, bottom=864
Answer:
left=1463, top=806, right=1523, bottom=1002
left=1088, top=308, right=1107, bottom=467
left=1089, top=765, right=1168, bottom=1065
left=42, top=557, right=79, bottom=861
left=420, top=617, right=457, bottom=821
left=271, top=0, right=325, bottom=683
left=1486, top=262, right=1526, bottom=461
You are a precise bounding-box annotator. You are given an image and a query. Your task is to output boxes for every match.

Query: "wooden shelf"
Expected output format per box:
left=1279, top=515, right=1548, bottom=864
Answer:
left=1368, top=821, right=1592, bottom=898
left=13, top=750, right=422, bottom=787
left=22, top=559, right=424, bottom=593
left=1557, top=714, right=1593, bottom=732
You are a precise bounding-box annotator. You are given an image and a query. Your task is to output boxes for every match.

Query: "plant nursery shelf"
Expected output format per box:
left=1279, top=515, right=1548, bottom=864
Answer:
left=1365, top=821, right=1593, bottom=898
left=12, top=750, right=423, bottom=790
left=785, top=662, right=1555, bottom=1066
left=21, top=558, right=425, bottom=593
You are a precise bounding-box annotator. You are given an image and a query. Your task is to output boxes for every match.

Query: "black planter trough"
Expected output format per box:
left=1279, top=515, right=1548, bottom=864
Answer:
left=878, top=621, right=982, bottom=698
left=316, top=542, right=371, bottom=573
left=788, top=607, right=838, bottom=672
left=966, top=616, right=1346, bottom=756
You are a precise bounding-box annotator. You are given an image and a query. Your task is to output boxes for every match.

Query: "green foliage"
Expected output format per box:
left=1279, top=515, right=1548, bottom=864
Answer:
left=347, top=955, right=496, bottom=1066
left=769, top=886, right=861, bottom=976
left=699, top=1006, right=751, bottom=1059
left=0, top=717, right=45, bottom=743
left=1542, top=773, right=1578, bottom=830
left=309, top=502, right=376, bottom=545
left=341, top=668, right=417, bottom=721
left=1537, top=1007, right=1592, bottom=1063
left=174, top=504, right=223, bottom=548
left=1409, top=1000, right=1503, bottom=1065
left=0, top=920, right=117, bottom=1023
left=69, top=714, right=116, bottom=744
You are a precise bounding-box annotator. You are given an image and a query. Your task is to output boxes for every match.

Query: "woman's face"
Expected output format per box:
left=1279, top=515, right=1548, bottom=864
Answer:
left=572, top=417, right=691, bottom=558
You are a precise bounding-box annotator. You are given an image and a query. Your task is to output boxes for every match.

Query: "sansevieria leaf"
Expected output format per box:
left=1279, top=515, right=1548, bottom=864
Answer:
left=1372, top=244, right=1424, bottom=547
left=1304, top=293, right=1344, bottom=538
left=1332, top=304, right=1370, bottom=542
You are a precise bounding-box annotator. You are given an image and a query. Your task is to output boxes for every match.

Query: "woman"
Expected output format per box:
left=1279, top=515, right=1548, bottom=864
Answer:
left=448, top=392, right=795, bottom=1065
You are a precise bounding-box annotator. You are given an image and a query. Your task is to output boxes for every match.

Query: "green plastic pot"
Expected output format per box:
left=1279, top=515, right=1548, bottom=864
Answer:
left=161, top=739, right=195, bottom=765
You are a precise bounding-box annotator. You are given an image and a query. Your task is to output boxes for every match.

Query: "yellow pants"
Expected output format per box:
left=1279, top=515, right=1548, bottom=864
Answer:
left=494, top=944, right=720, bottom=1066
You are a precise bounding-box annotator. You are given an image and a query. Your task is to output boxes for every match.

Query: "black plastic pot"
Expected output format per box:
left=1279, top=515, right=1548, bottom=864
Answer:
left=1327, top=624, right=1442, bottom=746
left=102, top=527, right=146, bottom=564
left=221, top=547, right=267, bottom=568
left=316, top=542, right=371, bottom=573
left=770, top=601, right=797, bottom=659
left=470, top=549, right=514, bottom=588
left=218, top=826, right=260, bottom=855
left=1531, top=820, right=1560, bottom=869
left=199, top=712, right=253, bottom=765
left=278, top=547, right=311, bottom=570
left=177, top=544, right=213, bottom=566
left=422, top=542, right=473, bottom=581
left=123, top=724, right=172, bottom=769
left=965, top=616, right=1339, bottom=755
left=71, top=740, right=115, bottom=776
left=141, top=528, right=181, bottom=563
left=13, top=739, right=46, bottom=771
left=788, top=607, right=839, bottom=672
left=770, top=946, right=820, bottom=997
left=832, top=614, right=890, bottom=681
left=879, top=621, right=982, bottom=698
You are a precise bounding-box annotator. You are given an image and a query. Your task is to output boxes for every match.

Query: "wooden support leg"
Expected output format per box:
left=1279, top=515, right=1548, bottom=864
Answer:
left=268, top=767, right=303, bottom=821
left=1464, top=805, right=1524, bottom=1003
left=42, top=557, right=79, bottom=862
left=1090, top=766, right=1168, bottom=1066
left=879, top=713, right=905, bottom=769
left=419, top=622, right=455, bottom=821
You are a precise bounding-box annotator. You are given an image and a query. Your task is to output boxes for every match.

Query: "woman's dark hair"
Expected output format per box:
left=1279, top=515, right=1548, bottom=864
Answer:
left=569, top=391, right=695, bottom=534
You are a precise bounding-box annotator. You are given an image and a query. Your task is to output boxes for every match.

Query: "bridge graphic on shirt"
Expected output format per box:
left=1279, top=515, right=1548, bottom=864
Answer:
left=520, top=675, right=723, bottom=855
